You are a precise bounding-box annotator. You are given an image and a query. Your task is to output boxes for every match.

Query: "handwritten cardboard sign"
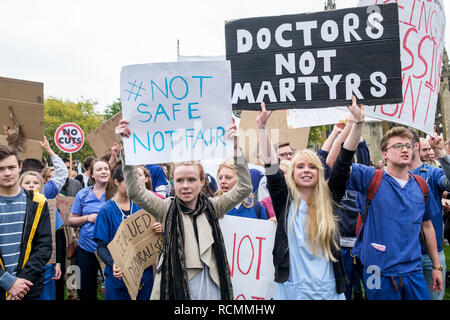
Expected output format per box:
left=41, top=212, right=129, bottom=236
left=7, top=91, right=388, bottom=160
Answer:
left=359, top=0, right=447, bottom=134
left=55, top=194, right=75, bottom=225
left=87, top=111, right=122, bottom=158
left=219, top=215, right=277, bottom=300
left=225, top=3, right=402, bottom=111
left=107, top=209, right=163, bottom=300
left=120, top=61, right=234, bottom=165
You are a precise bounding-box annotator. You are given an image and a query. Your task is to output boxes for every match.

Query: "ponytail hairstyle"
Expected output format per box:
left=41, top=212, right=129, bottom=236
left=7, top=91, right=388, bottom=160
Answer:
left=285, top=149, right=339, bottom=262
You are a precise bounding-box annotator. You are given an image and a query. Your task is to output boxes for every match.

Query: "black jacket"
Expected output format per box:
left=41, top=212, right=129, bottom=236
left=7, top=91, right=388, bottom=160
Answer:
left=266, top=147, right=355, bottom=294
left=0, top=189, right=52, bottom=299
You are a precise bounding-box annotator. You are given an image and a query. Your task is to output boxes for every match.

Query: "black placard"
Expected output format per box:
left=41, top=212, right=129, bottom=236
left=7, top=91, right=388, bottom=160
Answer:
left=225, top=3, right=402, bottom=111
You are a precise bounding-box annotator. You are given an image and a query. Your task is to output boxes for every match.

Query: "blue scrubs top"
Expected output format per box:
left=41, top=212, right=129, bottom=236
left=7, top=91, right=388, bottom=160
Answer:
left=71, top=186, right=106, bottom=252
left=226, top=202, right=267, bottom=220
left=349, top=164, right=432, bottom=276
left=274, top=201, right=345, bottom=300
left=93, top=199, right=153, bottom=291
left=410, top=163, right=445, bottom=253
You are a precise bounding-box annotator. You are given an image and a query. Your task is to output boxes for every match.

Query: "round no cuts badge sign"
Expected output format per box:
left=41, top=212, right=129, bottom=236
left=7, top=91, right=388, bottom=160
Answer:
left=54, top=123, right=85, bottom=153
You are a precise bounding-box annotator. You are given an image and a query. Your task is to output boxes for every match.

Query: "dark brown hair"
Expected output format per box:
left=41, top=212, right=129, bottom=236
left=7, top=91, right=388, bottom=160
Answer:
left=0, top=145, right=21, bottom=164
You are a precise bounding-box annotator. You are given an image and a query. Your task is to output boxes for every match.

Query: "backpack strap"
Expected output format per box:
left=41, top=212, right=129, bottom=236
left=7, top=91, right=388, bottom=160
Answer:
left=411, top=174, right=430, bottom=251
left=355, top=169, right=384, bottom=238
left=411, top=174, right=429, bottom=202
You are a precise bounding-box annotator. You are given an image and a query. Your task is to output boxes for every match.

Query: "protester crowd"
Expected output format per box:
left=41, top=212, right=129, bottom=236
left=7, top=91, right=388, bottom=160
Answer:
left=1, top=97, right=450, bottom=300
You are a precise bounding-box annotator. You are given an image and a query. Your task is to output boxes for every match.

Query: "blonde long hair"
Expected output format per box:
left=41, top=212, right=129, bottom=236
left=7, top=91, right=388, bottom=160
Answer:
left=286, top=149, right=339, bottom=262
left=216, top=160, right=253, bottom=207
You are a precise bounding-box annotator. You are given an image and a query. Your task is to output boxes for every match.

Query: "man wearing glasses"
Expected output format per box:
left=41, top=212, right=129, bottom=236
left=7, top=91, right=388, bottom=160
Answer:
left=274, top=142, right=294, bottom=161
left=348, top=126, right=443, bottom=300
left=408, top=130, right=450, bottom=300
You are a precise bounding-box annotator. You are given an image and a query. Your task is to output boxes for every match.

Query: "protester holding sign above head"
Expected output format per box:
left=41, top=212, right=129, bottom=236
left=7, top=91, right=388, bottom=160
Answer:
left=116, top=118, right=253, bottom=300
left=217, top=160, right=267, bottom=221
left=94, top=162, right=163, bottom=300
left=257, top=96, right=364, bottom=300
left=21, top=136, right=68, bottom=199
left=68, top=159, right=115, bottom=300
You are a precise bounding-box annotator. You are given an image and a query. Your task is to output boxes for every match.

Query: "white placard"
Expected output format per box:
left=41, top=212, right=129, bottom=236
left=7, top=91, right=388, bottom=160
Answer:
left=120, top=61, right=234, bottom=165
left=359, top=0, right=446, bottom=135
left=219, top=215, right=277, bottom=300
left=286, top=106, right=381, bottom=129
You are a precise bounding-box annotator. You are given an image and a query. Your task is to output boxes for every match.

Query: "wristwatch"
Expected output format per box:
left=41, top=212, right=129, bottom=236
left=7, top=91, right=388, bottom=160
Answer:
left=432, top=265, right=443, bottom=271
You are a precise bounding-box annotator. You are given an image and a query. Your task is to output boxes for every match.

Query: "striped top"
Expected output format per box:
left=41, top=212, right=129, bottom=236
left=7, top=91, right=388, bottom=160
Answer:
left=0, top=189, right=26, bottom=279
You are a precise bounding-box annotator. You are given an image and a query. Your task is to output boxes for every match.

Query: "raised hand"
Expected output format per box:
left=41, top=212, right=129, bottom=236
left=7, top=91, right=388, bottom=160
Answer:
left=115, top=119, right=131, bottom=138
left=347, top=95, right=364, bottom=123
left=226, top=118, right=239, bottom=154
left=428, top=125, right=445, bottom=158
left=256, top=102, right=272, bottom=129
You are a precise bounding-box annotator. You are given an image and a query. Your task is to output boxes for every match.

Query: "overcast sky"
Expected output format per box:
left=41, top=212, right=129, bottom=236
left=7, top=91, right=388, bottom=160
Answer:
left=0, top=0, right=448, bottom=113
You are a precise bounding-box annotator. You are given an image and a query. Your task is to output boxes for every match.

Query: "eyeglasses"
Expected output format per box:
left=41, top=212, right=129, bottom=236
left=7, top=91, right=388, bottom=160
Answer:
left=387, top=143, right=413, bottom=151
left=279, top=152, right=293, bottom=158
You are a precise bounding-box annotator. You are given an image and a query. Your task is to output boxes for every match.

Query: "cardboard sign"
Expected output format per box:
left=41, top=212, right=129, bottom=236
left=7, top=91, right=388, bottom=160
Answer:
left=225, top=3, right=402, bottom=111
left=359, top=0, right=447, bottom=135
left=54, top=123, right=85, bottom=154
left=107, top=209, right=163, bottom=300
left=237, top=110, right=309, bottom=165
left=87, top=111, right=122, bottom=157
left=0, top=135, right=42, bottom=160
left=55, top=194, right=75, bottom=225
left=120, top=61, right=234, bottom=165
left=0, top=76, right=44, bottom=104
left=47, top=198, right=57, bottom=265
left=0, top=100, right=44, bottom=142
left=219, top=215, right=277, bottom=300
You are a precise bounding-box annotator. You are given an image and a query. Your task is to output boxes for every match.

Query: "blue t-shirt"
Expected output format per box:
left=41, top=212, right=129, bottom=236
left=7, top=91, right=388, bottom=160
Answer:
left=71, top=186, right=106, bottom=253
left=349, top=164, right=431, bottom=276
left=93, top=199, right=153, bottom=289
left=410, top=163, right=445, bottom=253
left=226, top=201, right=267, bottom=220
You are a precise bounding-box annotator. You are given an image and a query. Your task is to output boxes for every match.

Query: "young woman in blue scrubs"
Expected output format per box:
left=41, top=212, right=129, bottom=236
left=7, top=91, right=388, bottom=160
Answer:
left=94, top=163, right=163, bottom=300
left=217, top=160, right=267, bottom=220
left=68, top=159, right=115, bottom=300
left=257, top=98, right=364, bottom=300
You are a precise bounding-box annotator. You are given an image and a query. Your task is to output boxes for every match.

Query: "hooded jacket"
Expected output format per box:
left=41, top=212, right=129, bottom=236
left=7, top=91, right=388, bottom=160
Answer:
left=0, top=189, right=52, bottom=299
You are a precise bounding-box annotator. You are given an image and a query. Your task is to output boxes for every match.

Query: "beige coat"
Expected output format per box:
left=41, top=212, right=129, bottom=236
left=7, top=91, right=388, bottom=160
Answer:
left=122, top=154, right=252, bottom=299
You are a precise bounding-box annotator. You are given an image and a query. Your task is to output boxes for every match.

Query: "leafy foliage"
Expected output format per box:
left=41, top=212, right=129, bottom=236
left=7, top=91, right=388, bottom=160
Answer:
left=44, top=97, right=104, bottom=162
left=103, top=99, right=122, bottom=120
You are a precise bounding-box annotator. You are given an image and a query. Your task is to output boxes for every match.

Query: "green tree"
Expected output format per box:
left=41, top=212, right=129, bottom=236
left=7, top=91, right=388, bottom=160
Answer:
left=104, top=99, right=122, bottom=120
left=307, top=125, right=326, bottom=148
left=44, top=97, right=103, bottom=162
